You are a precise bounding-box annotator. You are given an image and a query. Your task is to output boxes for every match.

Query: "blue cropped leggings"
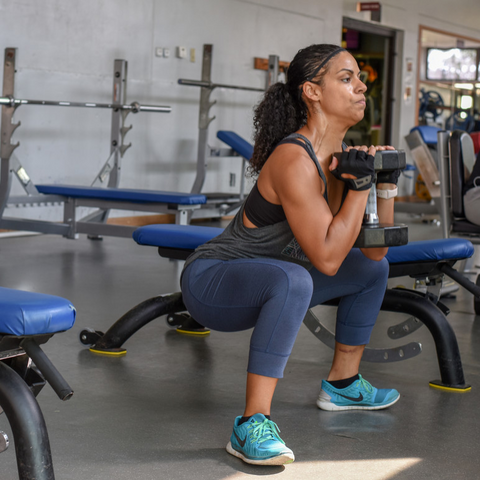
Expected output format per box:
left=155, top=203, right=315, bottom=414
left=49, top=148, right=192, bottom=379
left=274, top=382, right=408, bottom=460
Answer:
left=181, top=249, right=388, bottom=379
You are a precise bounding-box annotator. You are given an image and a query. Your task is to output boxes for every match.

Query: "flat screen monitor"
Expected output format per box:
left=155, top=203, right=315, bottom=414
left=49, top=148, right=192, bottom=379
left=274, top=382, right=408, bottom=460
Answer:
left=426, top=48, right=478, bottom=81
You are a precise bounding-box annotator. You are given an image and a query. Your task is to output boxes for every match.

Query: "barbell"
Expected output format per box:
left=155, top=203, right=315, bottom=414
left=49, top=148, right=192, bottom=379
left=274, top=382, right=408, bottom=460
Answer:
left=0, top=96, right=171, bottom=114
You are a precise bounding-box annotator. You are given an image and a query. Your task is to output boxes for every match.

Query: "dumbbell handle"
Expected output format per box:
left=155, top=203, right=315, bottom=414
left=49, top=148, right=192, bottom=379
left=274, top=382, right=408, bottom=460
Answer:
left=364, top=182, right=379, bottom=224
left=366, top=149, right=406, bottom=225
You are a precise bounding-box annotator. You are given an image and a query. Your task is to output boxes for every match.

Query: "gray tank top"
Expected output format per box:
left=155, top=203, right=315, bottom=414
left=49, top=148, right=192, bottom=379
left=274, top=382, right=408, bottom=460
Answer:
left=183, top=134, right=329, bottom=271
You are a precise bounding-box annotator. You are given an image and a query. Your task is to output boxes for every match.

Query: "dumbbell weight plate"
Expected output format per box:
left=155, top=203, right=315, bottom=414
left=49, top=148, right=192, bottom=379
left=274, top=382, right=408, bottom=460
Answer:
left=354, top=223, right=408, bottom=248
left=373, top=150, right=406, bottom=170
left=333, top=150, right=407, bottom=171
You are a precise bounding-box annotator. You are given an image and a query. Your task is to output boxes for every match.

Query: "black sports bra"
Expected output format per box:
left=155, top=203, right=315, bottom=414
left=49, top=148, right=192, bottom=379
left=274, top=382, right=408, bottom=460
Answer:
left=244, top=133, right=331, bottom=228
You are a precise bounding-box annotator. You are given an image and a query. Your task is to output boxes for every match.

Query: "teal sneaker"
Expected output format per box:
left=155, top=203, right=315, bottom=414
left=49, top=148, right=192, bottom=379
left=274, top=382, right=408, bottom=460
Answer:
left=317, top=375, right=400, bottom=411
left=226, top=413, right=295, bottom=465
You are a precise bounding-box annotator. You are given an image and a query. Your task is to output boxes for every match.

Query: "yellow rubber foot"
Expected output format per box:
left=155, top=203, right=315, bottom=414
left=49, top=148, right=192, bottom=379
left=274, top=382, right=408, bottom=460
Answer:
left=176, top=327, right=210, bottom=336
left=89, top=347, right=127, bottom=356
left=429, top=381, right=472, bottom=392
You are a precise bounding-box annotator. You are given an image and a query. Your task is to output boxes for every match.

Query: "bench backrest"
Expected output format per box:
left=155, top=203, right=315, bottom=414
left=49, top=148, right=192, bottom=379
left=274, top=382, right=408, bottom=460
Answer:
left=449, top=130, right=476, bottom=219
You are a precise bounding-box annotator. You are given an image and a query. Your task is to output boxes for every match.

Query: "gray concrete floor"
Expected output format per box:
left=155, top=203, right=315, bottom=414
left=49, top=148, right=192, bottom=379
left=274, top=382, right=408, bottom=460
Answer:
left=1, top=213, right=480, bottom=479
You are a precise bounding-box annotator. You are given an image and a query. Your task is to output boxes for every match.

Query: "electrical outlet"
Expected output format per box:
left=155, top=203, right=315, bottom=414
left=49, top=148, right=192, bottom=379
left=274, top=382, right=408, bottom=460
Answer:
left=177, top=46, right=187, bottom=59
left=155, top=47, right=163, bottom=57
left=163, top=48, right=170, bottom=58
left=190, top=48, right=196, bottom=62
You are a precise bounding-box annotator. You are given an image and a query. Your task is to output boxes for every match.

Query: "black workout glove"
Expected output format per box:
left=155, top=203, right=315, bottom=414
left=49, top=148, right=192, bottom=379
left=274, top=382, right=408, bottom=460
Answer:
left=331, top=149, right=375, bottom=191
left=377, top=169, right=401, bottom=185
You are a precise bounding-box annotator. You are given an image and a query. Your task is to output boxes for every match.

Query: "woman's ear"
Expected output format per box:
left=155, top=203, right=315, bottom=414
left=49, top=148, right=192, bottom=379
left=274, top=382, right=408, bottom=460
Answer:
left=302, top=81, right=322, bottom=103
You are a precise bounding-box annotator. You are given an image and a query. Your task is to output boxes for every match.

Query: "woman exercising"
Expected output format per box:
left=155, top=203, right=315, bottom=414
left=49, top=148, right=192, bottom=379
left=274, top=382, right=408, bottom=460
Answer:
left=181, top=44, right=401, bottom=466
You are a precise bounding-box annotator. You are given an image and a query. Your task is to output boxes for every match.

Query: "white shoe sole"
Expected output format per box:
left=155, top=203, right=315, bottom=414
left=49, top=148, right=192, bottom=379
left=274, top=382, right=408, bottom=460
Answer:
left=226, top=442, right=295, bottom=465
left=317, top=392, right=401, bottom=411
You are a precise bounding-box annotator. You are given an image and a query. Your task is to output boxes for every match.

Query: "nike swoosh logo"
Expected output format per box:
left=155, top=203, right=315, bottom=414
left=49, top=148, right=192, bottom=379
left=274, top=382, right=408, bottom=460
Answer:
left=337, top=392, right=364, bottom=402
left=233, top=431, right=247, bottom=447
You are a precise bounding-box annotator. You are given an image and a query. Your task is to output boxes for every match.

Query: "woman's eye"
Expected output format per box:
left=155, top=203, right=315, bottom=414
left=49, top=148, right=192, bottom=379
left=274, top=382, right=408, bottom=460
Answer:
left=342, top=77, right=351, bottom=83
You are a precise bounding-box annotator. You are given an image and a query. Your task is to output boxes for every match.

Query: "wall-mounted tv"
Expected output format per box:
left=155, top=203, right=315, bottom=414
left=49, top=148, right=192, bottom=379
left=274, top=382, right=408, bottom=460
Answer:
left=426, top=48, right=479, bottom=81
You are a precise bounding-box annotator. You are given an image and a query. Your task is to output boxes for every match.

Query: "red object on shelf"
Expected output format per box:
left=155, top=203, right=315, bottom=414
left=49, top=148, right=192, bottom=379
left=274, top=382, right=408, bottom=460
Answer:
left=471, top=132, right=480, bottom=154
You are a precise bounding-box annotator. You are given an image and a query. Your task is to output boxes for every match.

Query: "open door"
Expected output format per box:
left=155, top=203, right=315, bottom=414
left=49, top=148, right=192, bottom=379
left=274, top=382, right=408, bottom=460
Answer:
left=342, top=17, right=397, bottom=147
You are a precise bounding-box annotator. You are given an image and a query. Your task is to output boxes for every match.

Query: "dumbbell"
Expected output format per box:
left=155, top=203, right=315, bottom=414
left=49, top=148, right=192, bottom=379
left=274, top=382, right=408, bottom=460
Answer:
left=334, top=150, right=409, bottom=248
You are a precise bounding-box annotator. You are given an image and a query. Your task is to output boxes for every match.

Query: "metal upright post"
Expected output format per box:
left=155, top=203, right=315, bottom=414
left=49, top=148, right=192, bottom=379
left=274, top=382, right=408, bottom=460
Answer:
left=0, top=48, right=20, bottom=217
left=83, top=60, right=129, bottom=230
left=108, top=59, right=129, bottom=189
left=267, top=55, right=279, bottom=89
left=437, top=130, right=451, bottom=238
left=191, top=45, right=216, bottom=194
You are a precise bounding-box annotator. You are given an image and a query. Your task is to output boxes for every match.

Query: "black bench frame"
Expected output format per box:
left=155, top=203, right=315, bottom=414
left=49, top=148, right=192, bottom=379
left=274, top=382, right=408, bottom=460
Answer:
left=0, top=333, right=73, bottom=480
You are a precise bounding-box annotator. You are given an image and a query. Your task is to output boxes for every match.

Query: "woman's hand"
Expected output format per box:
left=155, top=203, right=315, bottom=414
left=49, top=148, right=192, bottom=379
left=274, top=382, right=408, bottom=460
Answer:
left=329, top=145, right=377, bottom=178
left=329, top=145, right=376, bottom=190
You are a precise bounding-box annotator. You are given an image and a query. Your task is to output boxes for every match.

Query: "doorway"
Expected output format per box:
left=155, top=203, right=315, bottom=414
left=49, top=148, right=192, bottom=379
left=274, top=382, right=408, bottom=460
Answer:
left=341, top=17, right=397, bottom=146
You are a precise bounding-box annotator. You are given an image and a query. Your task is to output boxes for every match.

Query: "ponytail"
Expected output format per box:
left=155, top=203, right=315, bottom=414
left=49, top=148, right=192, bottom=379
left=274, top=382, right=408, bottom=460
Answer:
left=249, top=82, right=306, bottom=175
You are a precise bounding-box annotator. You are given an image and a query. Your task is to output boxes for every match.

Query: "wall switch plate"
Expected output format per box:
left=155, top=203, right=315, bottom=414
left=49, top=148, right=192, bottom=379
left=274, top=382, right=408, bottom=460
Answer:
left=163, top=48, right=170, bottom=58
left=155, top=47, right=163, bottom=57
left=190, top=48, right=195, bottom=62
left=177, top=46, right=187, bottom=58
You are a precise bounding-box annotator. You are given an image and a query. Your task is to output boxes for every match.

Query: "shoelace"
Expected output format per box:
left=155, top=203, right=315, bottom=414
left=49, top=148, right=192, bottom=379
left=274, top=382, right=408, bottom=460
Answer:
left=248, top=418, right=285, bottom=445
left=357, top=375, right=374, bottom=394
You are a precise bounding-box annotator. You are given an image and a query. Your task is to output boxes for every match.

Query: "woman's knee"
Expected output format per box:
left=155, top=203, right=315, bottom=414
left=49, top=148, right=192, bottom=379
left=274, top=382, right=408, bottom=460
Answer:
left=368, top=256, right=389, bottom=286
left=273, top=263, right=314, bottom=305
left=345, top=250, right=389, bottom=287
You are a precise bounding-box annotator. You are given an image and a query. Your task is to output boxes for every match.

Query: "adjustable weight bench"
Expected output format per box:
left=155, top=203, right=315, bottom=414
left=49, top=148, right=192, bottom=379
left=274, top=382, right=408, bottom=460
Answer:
left=80, top=224, right=477, bottom=393
left=0, top=287, right=76, bottom=480
left=216, top=131, right=254, bottom=161
left=1, top=184, right=207, bottom=238
left=0, top=131, right=251, bottom=238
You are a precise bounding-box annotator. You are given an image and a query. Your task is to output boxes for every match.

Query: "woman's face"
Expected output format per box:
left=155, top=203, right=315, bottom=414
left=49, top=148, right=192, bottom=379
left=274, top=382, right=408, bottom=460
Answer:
left=315, top=51, right=367, bottom=127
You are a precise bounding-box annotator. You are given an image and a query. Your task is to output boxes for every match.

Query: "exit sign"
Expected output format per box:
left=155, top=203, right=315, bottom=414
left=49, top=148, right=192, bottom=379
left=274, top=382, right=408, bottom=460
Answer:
left=356, top=2, right=381, bottom=21
left=357, top=2, right=381, bottom=10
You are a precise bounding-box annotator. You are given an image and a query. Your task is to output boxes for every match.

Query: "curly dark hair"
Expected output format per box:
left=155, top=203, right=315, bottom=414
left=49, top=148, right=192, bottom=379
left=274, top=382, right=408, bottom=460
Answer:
left=249, top=44, right=344, bottom=175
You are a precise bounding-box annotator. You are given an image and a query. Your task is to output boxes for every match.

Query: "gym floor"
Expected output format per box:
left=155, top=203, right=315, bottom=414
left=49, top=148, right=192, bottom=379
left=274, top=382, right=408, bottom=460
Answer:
left=1, top=212, right=480, bottom=479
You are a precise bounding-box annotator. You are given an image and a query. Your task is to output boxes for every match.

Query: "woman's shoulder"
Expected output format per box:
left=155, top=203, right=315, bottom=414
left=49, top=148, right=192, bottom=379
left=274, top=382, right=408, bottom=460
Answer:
left=267, top=142, right=320, bottom=176
left=262, top=144, right=326, bottom=201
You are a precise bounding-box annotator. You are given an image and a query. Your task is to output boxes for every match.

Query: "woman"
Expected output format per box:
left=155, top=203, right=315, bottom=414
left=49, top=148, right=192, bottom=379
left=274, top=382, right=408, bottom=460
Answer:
left=181, top=44, right=401, bottom=466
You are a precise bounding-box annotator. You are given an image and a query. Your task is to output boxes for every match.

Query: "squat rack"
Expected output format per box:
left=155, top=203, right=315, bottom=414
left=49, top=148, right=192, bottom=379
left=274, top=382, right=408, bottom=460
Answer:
left=0, top=46, right=283, bottom=236
left=0, top=48, right=173, bottom=236
left=178, top=44, right=280, bottom=218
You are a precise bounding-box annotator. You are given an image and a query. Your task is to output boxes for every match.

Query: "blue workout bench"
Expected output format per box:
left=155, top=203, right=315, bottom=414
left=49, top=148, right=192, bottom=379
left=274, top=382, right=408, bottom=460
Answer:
left=216, top=130, right=254, bottom=161
left=1, top=183, right=207, bottom=239
left=0, top=287, right=76, bottom=480
left=0, top=130, right=253, bottom=239
left=80, top=224, right=479, bottom=393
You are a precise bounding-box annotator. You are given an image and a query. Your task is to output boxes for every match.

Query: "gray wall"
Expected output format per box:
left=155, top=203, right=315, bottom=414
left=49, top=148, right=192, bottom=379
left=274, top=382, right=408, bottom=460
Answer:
left=1, top=0, right=480, bottom=219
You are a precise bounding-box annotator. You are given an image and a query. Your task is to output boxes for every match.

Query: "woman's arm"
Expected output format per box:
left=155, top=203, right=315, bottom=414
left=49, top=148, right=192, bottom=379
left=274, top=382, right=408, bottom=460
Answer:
left=268, top=146, right=370, bottom=276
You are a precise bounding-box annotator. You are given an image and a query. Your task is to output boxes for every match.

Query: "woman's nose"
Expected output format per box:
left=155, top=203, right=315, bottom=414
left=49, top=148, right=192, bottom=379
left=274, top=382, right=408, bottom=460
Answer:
left=357, top=79, right=367, bottom=93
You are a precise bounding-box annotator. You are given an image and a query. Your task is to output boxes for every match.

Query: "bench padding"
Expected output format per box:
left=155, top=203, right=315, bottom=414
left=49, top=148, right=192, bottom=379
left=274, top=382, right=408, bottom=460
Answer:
left=133, top=225, right=474, bottom=266
left=36, top=185, right=207, bottom=205
left=386, top=239, right=473, bottom=264
left=410, top=126, right=441, bottom=146
left=0, top=288, right=76, bottom=336
left=133, top=224, right=224, bottom=249
left=217, top=131, right=253, bottom=160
